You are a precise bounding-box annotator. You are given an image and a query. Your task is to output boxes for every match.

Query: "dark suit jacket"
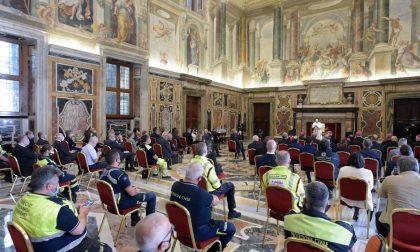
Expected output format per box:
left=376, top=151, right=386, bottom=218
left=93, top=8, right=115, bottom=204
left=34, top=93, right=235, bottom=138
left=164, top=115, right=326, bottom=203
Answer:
left=349, top=137, right=364, bottom=148
left=150, top=133, right=161, bottom=140
left=381, top=140, right=398, bottom=159
left=65, top=136, right=78, bottom=151
left=301, top=144, right=317, bottom=154
left=36, top=139, right=49, bottom=146
left=183, top=132, right=193, bottom=145
left=288, top=142, right=302, bottom=151
left=26, top=138, right=35, bottom=152
left=53, top=140, right=76, bottom=164
left=157, top=137, right=171, bottom=160
left=361, top=148, right=382, bottom=169
left=105, top=140, right=125, bottom=153
left=12, top=144, right=37, bottom=177
left=247, top=141, right=266, bottom=156
left=256, top=153, right=277, bottom=169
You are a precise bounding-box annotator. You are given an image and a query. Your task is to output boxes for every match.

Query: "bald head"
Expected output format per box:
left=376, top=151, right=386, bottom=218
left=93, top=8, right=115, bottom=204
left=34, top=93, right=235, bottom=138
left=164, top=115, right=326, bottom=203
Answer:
left=266, top=140, right=277, bottom=153
left=252, top=135, right=259, bottom=142
left=135, top=213, right=172, bottom=252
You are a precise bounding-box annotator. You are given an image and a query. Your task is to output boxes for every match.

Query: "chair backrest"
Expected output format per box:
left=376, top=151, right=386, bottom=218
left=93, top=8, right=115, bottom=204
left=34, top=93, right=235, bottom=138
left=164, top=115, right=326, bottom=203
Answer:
left=285, top=237, right=332, bottom=252
left=227, top=140, right=236, bottom=152
left=314, top=161, right=335, bottom=182
left=365, top=234, right=386, bottom=252
left=298, top=140, right=305, bottom=146
left=165, top=201, right=197, bottom=249
left=414, top=146, right=420, bottom=159
left=337, top=151, right=350, bottom=167
left=372, top=149, right=382, bottom=160
left=364, top=158, right=379, bottom=179
left=391, top=155, right=400, bottom=161
left=311, top=143, right=318, bottom=150
left=171, top=139, right=178, bottom=150
left=124, top=141, right=133, bottom=152
left=191, top=144, right=197, bottom=157
left=266, top=186, right=294, bottom=221
left=150, top=137, right=157, bottom=145
left=258, top=165, right=273, bottom=183
left=102, top=145, right=111, bottom=156
left=278, top=143, right=289, bottom=151
left=62, top=140, right=70, bottom=152
left=135, top=149, right=149, bottom=168
left=288, top=148, right=300, bottom=162
left=247, top=148, right=256, bottom=166
left=349, top=145, right=361, bottom=153
left=8, top=155, right=22, bottom=177
left=76, top=152, right=89, bottom=172
left=153, top=143, right=163, bottom=158
left=96, top=180, right=120, bottom=215
left=198, top=176, right=209, bottom=191
left=7, top=221, right=34, bottom=252
left=338, top=177, right=368, bottom=202
left=387, top=146, right=397, bottom=156
left=299, top=152, right=314, bottom=169
left=390, top=208, right=420, bottom=251
left=51, top=148, right=63, bottom=166
left=179, top=137, right=187, bottom=147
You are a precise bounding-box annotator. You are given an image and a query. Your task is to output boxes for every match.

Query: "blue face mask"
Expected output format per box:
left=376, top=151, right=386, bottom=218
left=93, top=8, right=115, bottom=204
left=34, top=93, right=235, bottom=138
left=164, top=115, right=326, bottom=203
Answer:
left=52, top=185, right=60, bottom=197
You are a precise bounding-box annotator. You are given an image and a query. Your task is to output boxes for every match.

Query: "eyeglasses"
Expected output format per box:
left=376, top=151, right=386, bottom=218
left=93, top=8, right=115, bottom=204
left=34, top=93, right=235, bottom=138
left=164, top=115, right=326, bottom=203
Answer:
left=158, top=225, right=174, bottom=247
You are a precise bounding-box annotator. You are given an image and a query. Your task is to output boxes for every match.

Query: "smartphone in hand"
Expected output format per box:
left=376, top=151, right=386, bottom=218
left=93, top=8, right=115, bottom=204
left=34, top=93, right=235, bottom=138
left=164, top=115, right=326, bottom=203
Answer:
left=82, top=199, right=94, bottom=207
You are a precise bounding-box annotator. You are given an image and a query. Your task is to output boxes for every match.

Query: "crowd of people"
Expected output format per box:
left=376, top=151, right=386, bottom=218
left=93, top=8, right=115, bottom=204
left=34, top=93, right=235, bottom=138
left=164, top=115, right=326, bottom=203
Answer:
left=1, top=126, right=420, bottom=251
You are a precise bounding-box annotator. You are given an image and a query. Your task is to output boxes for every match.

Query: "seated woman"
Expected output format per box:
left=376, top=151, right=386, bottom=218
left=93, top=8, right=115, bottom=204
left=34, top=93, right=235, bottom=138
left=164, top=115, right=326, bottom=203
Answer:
left=337, top=152, right=374, bottom=221
left=36, top=144, right=79, bottom=202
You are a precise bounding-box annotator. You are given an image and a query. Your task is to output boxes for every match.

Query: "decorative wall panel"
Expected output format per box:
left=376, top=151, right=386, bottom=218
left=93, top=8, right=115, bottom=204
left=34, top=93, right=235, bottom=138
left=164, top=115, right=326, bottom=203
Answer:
left=57, top=98, right=92, bottom=141
left=361, top=110, right=382, bottom=137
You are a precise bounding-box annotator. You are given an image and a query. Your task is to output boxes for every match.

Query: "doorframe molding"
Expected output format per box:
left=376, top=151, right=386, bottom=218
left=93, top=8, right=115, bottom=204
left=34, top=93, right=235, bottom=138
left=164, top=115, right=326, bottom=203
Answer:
left=248, top=98, right=276, bottom=137
left=385, top=92, right=420, bottom=136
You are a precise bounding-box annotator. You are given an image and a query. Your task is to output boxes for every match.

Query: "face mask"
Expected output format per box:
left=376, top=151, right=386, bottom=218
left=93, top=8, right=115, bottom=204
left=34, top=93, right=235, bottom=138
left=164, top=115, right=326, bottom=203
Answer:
left=52, top=185, right=60, bottom=197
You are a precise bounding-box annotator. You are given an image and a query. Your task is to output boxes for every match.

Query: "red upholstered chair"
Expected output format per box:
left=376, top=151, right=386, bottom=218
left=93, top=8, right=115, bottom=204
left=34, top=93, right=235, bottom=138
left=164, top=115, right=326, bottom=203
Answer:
left=134, top=149, right=160, bottom=183
left=288, top=148, right=300, bottom=165
left=8, top=155, right=31, bottom=195
left=198, top=176, right=226, bottom=221
left=96, top=180, right=142, bottom=246
left=337, top=151, right=350, bottom=167
left=414, top=146, right=420, bottom=160
left=124, top=141, right=134, bottom=152
left=314, top=161, right=336, bottom=190
left=179, top=136, right=189, bottom=152
left=349, top=145, right=362, bottom=153
left=252, top=155, right=263, bottom=195
left=338, top=177, right=371, bottom=238
left=389, top=208, right=420, bottom=252
left=166, top=201, right=222, bottom=252
left=299, top=152, right=315, bottom=182
left=311, top=143, right=318, bottom=150
left=262, top=186, right=294, bottom=247
left=227, top=140, right=237, bottom=160
left=256, top=165, right=273, bottom=212
left=150, top=137, right=157, bottom=145
left=391, top=155, right=400, bottom=161
left=102, top=145, right=111, bottom=156
left=76, top=152, right=103, bottom=189
left=191, top=144, right=197, bottom=157
left=277, top=143, right=288, bottom=151
left=62, top=140, right=70, bottom=152
left=153, top=143, right=163, bottom=159
left=7, top=221, right=34, bottom=252
left=247, top=148, right=256, bottom=166
left=365, top=234, right=386, bottom=252
left=284, top=237, right=332, bottom=252
left=298, top=139, right=305, bottom=146
left=364, top=158, right=379, bottom=188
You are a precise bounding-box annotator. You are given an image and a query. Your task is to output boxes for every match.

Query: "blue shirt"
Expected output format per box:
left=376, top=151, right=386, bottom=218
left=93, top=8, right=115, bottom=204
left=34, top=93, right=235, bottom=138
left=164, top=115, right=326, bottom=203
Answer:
left=170, top=180, right=213, bottom=231
left=301, top=144, right=317, bottom=154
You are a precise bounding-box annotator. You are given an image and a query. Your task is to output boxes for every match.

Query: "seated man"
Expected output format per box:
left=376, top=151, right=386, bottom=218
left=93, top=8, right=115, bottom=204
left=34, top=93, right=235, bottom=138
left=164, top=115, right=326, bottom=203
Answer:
left=287, top=137, right=302, bottom=151
left=384, top=144, right=414, bottom=176
left=348, top=131, right=364, bottom=148
left=371, top=134, right=384, bottom=154
left=247, top=135, right=266, bottom=156
left=132, top=212, right=173, bottom=252
left=25, top=131, right=35, bottom=151
left=150, top=127, right=161, bottom=140
left=256, top=139, right=278, bottom=175
left=138, top=135, right=170, bottom=179
left=382, top=135, right=399, bottom=160
left=101, top=150, right=156, bottom=226
left=277, top=132, right=289, bottom=144
left=314, top=140, right=340, bottom=180
left=230, top=129, right=245, bottom=160
left=388, top=138, right=408, bottom=161
left=12, top=135, right=37, bottom=177
left=183, top=128, right=194, bottom=146
left=412, top=134, right=420, bottom=148
left=36, top=131, right=49, bottom=146
left=191, top=142, right=241, bottom=219
left=170, top=162, right=236, bottom=250
left=104, top=134, right=136, bottom=172
left=376, top=156, right=420, bottom=237
left=65, top=130, right=81, bottom=151
left=36, top=144, right=79, bottom=201
left=284, top=181, right=357, bottom=252
left=157, top=131, right=173, bottom=169
left=13, top=166, right=111, bottom=252
left=0, top=134, right=9, bottom=168
left=262, top=151, right=305, bottom=212
left=301, top=136, right=317, bottom=154
left=53, top=133, right=77, bottom=164
left=81, top=136, right=107, bottom=170
left=360, top=138, right=382, bottom=176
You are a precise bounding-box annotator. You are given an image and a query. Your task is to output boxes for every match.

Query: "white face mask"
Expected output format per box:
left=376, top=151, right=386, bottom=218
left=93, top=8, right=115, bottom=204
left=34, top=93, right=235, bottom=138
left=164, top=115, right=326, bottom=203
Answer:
left=51, top=185, right=60, bottom=197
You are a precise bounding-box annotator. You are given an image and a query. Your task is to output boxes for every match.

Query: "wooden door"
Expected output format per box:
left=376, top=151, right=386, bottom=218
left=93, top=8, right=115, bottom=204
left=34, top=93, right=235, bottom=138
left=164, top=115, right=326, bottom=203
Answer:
left=253, top=103, right=270, bottom=136
left=186, top=96, right=200, bottom=130
left=394, top=98, right=420, bottom=143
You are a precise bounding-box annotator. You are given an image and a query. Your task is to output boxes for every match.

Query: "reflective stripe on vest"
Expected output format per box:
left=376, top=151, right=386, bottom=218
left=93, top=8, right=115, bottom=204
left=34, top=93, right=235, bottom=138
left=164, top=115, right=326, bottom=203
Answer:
left=100, top=168, right=123, bottom=203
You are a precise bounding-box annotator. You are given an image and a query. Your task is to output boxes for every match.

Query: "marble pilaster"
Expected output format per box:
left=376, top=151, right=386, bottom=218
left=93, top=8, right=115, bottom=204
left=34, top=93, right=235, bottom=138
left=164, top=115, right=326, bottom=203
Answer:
left=290, top=10, right=299, bottom=60
left=375, top=0, right=389, bottom=44
left=249, top=20, right=256, bottom=72
left=272, top=7, right=283, bottom=61
left=219, top=0, right=227, bottom=59
left=352, top=0, right=365, bottom=53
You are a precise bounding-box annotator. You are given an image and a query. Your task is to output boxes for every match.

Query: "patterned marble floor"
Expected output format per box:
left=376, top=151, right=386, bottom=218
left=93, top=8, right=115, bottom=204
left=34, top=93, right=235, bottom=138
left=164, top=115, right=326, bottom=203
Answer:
left=0, top=143, right=382, bottom=251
